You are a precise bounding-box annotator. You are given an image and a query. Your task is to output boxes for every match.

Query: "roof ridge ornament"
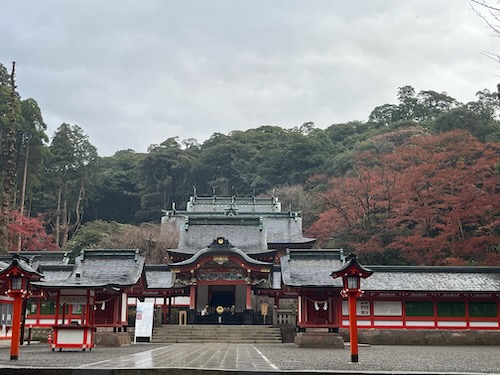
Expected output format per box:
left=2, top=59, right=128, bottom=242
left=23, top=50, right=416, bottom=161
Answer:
left=209, top=237, right=233, bottom=249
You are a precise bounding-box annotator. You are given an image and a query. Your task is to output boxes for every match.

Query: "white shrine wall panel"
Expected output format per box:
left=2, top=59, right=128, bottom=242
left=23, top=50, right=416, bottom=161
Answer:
left=374, top=320, right=403, bottom=326
left=469, top=321, right=499, bottom=328
left=406, top=321, right=435, bottom=327
left=437, top=321, right=467, bottom=327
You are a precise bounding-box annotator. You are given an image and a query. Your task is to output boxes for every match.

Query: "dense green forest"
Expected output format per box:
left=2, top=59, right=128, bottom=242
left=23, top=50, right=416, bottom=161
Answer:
left=0, top=61, right=499, bottom=265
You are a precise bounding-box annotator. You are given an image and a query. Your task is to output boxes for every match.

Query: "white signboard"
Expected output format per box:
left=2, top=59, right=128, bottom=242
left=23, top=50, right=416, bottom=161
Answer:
left=59, top=296, right=87, bottom=305
left=342, top=300, right=371, bottom=316
left=134, top=301, right=154, bottom=343
left=373, top=301, right=402, bottom=316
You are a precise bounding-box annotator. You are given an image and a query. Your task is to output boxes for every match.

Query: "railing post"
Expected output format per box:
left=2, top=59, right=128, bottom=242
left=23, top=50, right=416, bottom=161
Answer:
left=243, top=309, right=253, bottom=325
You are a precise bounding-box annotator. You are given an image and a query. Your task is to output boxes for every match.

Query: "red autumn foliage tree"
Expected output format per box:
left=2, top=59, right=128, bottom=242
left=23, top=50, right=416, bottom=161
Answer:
left=7, top=211, right=59, bottom=252
left=307, top=130, right=500, bottom=265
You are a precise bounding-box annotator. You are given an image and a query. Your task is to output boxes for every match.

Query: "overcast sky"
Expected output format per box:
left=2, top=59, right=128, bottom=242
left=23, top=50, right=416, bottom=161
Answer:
left=1, top=0, right=499, bottom=156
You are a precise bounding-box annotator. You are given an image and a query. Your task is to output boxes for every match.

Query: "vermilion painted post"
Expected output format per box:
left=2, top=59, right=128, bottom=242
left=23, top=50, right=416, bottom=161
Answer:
left=189, top=285, right=196, bottom=309
left=245, top=284, right=252, bottom=309
left=10, top=293, right=23, bottom=360
left=348, top=291, right=359, bottom=363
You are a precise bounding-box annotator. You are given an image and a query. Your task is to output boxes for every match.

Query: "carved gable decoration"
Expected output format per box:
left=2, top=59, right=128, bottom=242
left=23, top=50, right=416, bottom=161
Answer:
left=202, top=258, right=243, bottom=270
left=196, top=258, right=247, bottom=282
left=197, top=271, right=246, bottom=282
left=212, top=256, right=228, bottom=265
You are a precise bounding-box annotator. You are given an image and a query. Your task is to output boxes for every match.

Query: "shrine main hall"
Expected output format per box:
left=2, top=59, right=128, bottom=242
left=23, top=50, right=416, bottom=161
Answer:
left=1, top=195, right=499, bottom=346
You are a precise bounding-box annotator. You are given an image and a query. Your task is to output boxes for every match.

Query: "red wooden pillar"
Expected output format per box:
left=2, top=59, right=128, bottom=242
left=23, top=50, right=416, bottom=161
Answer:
left=10, top=294, right=23, bottom=360
left=189, top=285, right=196, bottom=309
left=86, top=289, right=93, bottom=325
left=297, top=296, right=303, bottom=326
left=162, top=297, right=167, bottom=324
left=245, top=284, right=252, bottom=309
left=168, top=296, right=172, bottom=322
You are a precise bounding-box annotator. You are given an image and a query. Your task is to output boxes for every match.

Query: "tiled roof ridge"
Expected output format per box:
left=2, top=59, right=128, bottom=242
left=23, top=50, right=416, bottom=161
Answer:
left=168, top=248, right=276, bottom=256
left=8, top=251, right=68, bottom=257
left=81, top=249, right=140, bottom=258
left=175, top=212, right=302, bottom=217
left=286, top=249, right=344, bottom=258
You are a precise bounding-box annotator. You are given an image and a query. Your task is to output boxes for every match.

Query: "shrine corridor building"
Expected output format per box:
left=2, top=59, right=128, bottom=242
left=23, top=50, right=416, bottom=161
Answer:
left=1, top=195, right=499, bottom=346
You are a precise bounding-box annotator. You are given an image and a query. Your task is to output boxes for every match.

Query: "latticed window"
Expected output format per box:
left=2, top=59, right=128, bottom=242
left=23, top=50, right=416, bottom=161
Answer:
left=40, top=301, right=56, bottom=315
left=469, top=301, right=497, bottom=318
left=405, top=301, right=434, bottom=317
left=437, top=301, right=465, bottom=317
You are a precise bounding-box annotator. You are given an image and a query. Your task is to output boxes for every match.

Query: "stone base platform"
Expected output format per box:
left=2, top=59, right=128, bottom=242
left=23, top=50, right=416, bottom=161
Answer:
left=340, top=328, right=500, bottom=345
left=94, top=332, right=131, bottom=346
left=294, top=332, right=345, bottom=348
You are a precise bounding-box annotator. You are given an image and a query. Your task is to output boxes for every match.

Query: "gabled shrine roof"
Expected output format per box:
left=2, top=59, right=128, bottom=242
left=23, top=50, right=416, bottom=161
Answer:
left=163, top=195, right=316, bottom=256
left=0, top=254, right=42, bottom=279
left=167, top=216, right=314, bottom=255
left=280, top=249, right=344, bottom=288
left=36, top=265, right=74, bottom=282
left=144, top=265, right=175, bottom=289
left=281, top=250, right=500, bottom=292
left=171, top=239, right=273, bottom=268
left=263, top=216, right=316, bottom=245
left=1, top=251, right=69, bottom=273
left=33, top=249, right=145, bottom=289
left=174, top=222, right=270, bottom=255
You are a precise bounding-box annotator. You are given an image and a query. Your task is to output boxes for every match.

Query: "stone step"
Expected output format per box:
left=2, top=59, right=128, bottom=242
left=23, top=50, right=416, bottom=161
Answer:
left=153, top=331, right=281, bottom=337
left=153, top=332, right=281, bottom=339
left=153, top=329, right=281, bottom=334
left=151, top=337, right=283, bottom=343
left=147, top=324, right=283, bottom=344
left=152, top=335, right=282, bottom=340
left=151, top=339, right=282, bottom=343
left=154, top=325, right=276, bottom=329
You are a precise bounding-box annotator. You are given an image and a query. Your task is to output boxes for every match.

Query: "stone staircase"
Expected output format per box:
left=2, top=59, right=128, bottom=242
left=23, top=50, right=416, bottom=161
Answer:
left=147, top=325, right=283, bottom=344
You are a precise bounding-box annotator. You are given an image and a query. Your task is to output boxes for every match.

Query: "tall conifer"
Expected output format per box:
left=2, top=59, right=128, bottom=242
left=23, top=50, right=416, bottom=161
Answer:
left=0, top=62, right=19, bottom=254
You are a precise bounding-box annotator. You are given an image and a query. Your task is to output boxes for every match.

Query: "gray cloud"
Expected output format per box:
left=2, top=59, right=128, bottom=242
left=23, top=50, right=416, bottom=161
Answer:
left=1, top=0, right=498, bottom=155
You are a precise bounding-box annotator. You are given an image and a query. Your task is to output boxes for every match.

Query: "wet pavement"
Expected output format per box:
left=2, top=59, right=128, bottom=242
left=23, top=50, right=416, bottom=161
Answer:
left=82, top=343, right=278, bottom=371
left=1, top=342, right=500, bottom=374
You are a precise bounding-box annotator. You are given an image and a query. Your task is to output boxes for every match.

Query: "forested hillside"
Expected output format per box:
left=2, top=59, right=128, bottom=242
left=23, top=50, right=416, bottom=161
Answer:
left=0, top=62, right=499, bottom=265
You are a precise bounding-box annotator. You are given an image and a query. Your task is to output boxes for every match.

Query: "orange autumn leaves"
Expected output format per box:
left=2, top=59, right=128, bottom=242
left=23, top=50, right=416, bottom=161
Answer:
left=307, top=131, right=500, bottom=265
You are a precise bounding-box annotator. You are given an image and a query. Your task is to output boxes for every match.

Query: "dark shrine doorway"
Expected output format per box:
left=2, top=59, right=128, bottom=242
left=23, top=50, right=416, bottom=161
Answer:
left=209, top=285, right=235, bottom=307
left=196, top=285, right=242, bottom=324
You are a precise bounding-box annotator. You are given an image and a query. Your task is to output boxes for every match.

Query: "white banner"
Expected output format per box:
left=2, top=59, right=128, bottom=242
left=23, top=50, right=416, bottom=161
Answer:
left=134, top=301, right=155, bottom=342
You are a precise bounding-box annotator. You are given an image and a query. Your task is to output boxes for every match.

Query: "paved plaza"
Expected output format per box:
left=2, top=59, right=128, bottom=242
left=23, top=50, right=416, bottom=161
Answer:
left=1, top=342, right=500, bottom=374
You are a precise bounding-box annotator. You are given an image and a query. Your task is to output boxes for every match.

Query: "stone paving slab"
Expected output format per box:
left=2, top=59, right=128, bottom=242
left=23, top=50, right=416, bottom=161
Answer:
left=1, top=342, right=500, bottom=374
left=81, top=343, right=278, bottom=371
